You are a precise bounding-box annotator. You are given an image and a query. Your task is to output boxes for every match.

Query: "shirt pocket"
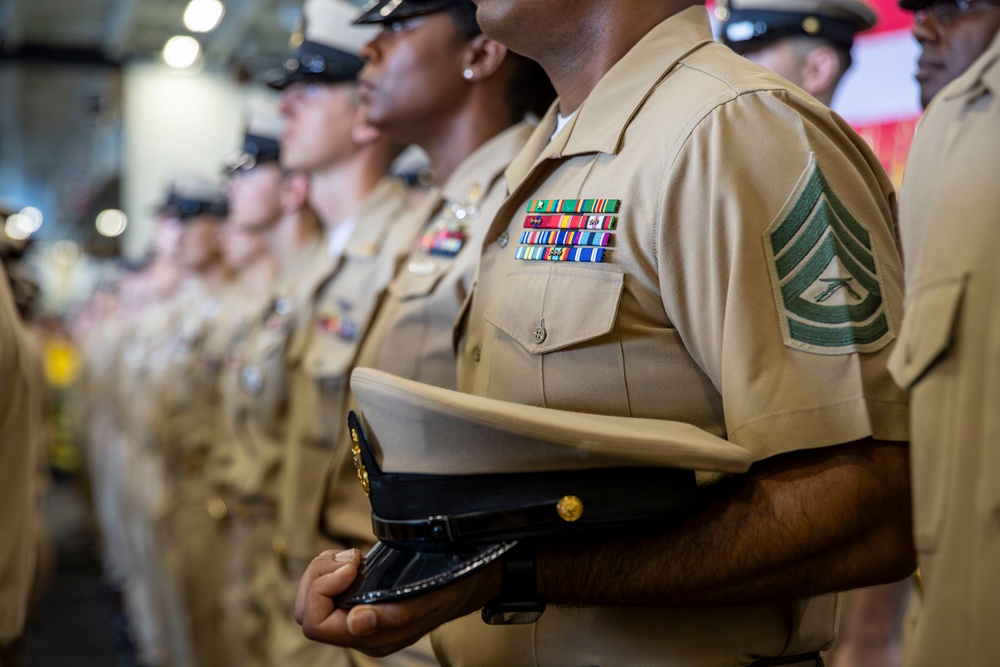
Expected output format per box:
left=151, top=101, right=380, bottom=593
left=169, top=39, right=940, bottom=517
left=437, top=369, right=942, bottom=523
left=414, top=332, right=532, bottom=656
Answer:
left=888, top=274, right=966, bottom=552
left=483, top=265, right=627, bottom=413
left=484, top=265, right=624, bottom=354
left=388, top=263, right=447, bottom=300
left=299, top=332, right=357, bottom=445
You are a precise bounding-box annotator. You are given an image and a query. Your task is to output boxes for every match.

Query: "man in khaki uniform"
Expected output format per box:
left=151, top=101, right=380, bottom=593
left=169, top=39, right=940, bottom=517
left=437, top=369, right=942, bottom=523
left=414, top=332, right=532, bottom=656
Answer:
left=906, top=0, right=1000, bottom=107
left=887, top=8, right=1000, bottom=665
left=721, top=0, right=876, bottom=106
left=219, top=94, right=320, bottom=667
left=0, top=260, right=38, bottom=667
left=296, top=1, right=915, bottom=665
left=148, top=177, right=235, bottom=667
left=263, top=1, right=421, bottom=664
left=723, top=5, right=916, bottom=667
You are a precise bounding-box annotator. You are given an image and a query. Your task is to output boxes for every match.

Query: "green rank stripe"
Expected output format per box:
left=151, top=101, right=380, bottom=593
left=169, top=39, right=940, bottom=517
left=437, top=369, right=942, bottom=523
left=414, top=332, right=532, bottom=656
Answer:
left=527, top=199, right=621, bottom=214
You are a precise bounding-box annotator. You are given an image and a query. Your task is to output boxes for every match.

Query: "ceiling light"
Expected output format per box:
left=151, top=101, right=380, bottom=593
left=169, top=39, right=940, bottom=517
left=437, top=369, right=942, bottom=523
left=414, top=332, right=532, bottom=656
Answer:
left=163, top=35, right=202, bottom=69
left=18, top=206, right=43, bottom=232
left=52, top=240, right=80, bottom=267
left=184, top=0, right=225, bottom=33
left=4, top=215, right=31, bottom=241
left=96, top=209, right=128, bottom=238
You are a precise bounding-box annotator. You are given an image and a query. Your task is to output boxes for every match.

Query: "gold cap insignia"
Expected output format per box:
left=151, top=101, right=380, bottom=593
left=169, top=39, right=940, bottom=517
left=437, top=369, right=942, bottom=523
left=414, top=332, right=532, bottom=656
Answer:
left=352, top=428, right=371, bottom=497
left=556, top=495, right=583, bottom=522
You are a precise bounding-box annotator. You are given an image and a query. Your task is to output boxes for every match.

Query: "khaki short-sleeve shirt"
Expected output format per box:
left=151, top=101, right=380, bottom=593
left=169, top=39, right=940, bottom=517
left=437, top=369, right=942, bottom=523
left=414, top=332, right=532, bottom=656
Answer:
left=442, top=7, right=908, bottom=666
left=888, top=31, right=1000, bottom=667
left=226, top=238, right=330, bottom=504
left=355, top=122, right=533, bottom=390
left=279, top=178, right=421, bottom=561
left=0, top=266, right=37, bottom=646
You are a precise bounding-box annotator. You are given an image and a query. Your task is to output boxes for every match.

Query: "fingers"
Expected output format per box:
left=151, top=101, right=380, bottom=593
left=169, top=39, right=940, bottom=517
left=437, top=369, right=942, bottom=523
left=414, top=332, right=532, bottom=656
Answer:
left=294, top=549, right=361, bottom=624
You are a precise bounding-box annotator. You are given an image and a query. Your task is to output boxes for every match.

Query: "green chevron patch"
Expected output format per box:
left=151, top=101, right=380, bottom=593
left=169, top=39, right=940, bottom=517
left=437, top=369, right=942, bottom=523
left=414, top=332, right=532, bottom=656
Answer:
left=764, top=156, right=894, bottom=355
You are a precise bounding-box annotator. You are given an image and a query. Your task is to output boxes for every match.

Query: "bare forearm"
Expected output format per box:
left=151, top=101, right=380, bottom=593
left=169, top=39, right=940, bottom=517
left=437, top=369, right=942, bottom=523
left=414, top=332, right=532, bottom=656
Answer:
left=537, top=440, right=915, bottom=607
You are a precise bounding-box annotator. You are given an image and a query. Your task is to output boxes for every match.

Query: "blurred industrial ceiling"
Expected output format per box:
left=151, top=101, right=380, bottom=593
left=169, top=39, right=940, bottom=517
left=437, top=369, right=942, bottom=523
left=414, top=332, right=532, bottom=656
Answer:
left=0, top=0, right=312, bottom=248
left=0, top=0, right=304, bottom=69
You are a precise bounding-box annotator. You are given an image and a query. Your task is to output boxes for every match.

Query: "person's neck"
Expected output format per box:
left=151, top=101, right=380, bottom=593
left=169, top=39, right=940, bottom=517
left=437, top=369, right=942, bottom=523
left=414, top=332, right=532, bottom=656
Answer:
left=265, top=210, right=322, bottom=275
left=416, top=101, right=513, bottom=185
left=192, top=263, right=231, bottom=296
left=540, top=3, right=686, bottom=114
left=237, top=252, right=277, bottom=297
left=149, top=257, right=181, bottom=297
left=309, top=154, right=385, bottom=233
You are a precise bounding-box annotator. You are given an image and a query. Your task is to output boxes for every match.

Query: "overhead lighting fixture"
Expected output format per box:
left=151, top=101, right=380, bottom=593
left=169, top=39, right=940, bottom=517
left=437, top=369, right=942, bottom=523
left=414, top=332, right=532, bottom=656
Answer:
left=183, top=0, right=225, bottom=33
left=96, top=209, right=128, bottom=238
left=163, top=35, right=202, bottom=69
left=4, top=215, right=31, bottom=241
left=18, top=206, right=43, bottom=233
left=51, top=240, right=80, bottom=267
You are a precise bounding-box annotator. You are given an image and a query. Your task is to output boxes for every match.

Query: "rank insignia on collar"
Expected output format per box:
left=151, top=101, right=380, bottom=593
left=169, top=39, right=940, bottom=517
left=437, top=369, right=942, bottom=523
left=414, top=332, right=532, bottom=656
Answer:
left=764, top=158, right=893, bottom=355
left=317, top=314, right=359, bottom=341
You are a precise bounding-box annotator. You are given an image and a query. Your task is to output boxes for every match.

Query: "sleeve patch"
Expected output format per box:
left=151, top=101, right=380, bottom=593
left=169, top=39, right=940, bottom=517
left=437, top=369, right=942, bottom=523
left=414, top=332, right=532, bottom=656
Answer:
left=763, top=155, right=895, bottom=356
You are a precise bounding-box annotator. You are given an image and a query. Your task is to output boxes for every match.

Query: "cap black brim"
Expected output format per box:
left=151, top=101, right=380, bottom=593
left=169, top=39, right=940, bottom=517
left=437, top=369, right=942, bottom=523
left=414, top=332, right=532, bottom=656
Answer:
left=353, top=0, right=459, bottom=25
left=334, top=540, right=516, bottom=608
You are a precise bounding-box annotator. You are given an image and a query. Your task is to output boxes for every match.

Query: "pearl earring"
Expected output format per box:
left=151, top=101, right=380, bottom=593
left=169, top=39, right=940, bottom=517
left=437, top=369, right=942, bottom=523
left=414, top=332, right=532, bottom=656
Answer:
left=463, top=68, right=474, bottom=80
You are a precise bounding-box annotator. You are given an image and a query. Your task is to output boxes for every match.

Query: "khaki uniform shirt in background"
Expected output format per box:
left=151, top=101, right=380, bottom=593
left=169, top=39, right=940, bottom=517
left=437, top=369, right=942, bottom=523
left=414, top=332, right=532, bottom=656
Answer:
left=353, top=122, right=534, bottom=389
left=227, top=237, right=329, bottom=508
left=440, top=7, right=909, bottom=666
left=323, top=125, right=532, bottom=667
left=279, top=177, right=421, bottom=568
left=0, top=265, right=37, bottom=647
left=888, top=31, right=1000, bottom=667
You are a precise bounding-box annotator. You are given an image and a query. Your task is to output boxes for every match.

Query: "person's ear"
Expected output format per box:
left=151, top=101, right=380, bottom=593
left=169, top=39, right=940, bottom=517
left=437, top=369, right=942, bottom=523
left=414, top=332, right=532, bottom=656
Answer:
left=801, top=45, right=841, bottom=99
left=460, top=34, right=509, bottom=82
left=280, top=171, right=310, bottom=212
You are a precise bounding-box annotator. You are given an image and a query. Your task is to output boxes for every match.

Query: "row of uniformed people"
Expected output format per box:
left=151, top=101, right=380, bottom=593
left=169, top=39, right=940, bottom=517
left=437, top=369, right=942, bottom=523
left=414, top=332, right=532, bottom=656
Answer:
left=72, top=0, right=555, bottom=665
left=70, top=0, right=1000, bottom=666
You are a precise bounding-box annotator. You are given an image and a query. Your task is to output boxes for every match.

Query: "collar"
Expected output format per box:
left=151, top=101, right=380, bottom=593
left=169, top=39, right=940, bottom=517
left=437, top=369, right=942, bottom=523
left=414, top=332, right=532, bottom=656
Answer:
left=327, top=215, right=358, bottom=259
left=943, top=29, right=1000, bottom=103
left=504, top=6, right=714, bottom=190
left=343, top=176, right=409, bottom=260
left=441, top=121, right=536, bottom=206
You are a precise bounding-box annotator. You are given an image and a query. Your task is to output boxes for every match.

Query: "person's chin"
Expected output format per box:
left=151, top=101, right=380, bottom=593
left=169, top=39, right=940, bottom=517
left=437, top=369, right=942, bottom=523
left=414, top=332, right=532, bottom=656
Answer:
left=918, top=81, right=943, bottom=109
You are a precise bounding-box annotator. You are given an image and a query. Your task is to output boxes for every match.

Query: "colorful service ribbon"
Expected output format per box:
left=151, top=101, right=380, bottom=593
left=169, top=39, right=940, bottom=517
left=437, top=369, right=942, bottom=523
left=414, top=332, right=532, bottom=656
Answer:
left=514, top=246, right=606, bottom=263
left=520, top=230, right=612, bottom=247
left=523, top=214, right=617, bottom=230
left=527, top=199, right=621, bottom=214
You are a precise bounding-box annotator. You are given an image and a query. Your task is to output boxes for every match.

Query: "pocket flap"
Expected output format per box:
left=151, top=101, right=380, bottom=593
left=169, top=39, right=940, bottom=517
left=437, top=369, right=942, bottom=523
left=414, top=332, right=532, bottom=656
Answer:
left=388, top=264, right=445, bottom=300
left=888, top=275, right=965, bottom=389
left=484, top=266, right=624, bottom=355
left=302, top=329, right=356, bottom=383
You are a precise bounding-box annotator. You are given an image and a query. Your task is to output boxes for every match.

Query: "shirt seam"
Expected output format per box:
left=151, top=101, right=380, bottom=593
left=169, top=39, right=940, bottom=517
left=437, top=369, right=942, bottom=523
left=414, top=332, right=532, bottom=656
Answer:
left=728, top=395, right=908, bottom=440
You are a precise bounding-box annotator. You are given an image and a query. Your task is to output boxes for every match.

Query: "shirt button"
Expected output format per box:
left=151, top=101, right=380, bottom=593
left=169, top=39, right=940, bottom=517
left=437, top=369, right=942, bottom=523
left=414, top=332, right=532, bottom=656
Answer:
left=472, top=345, right=482, bottom=363
left=533, top=327, right=547, bottom=344
left=498, top=231, right=509, bottom=248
